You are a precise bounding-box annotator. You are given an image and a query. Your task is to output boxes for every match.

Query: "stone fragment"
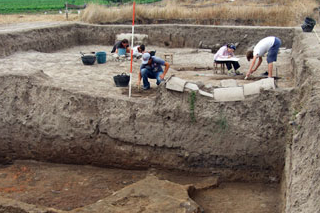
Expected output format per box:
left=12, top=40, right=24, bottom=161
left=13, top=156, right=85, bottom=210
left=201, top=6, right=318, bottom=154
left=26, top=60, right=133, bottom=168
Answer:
left=72, top=175, right=202, bottom=213
left=214, top=87, right=244, bottom=102
left=220, top=79, right=238, bottom=88
left=166, top=76, right=187, bottom=92
left=243, top=78, right=275, bottom=96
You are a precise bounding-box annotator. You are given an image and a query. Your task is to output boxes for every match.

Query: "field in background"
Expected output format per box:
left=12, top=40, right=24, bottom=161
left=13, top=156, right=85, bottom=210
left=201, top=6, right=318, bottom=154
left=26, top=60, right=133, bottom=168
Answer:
left=80, top=0, right=319, bottom=26
left=0, top=0, right=319, bottom=26
left=81, top=0, right=319, bottom=26
left=0, top=0, right=160, bottom=14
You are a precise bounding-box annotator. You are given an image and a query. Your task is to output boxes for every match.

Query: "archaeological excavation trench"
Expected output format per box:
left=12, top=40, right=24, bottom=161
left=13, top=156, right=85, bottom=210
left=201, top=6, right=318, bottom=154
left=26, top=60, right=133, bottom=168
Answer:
left=0, top=23, right=319, bottom=213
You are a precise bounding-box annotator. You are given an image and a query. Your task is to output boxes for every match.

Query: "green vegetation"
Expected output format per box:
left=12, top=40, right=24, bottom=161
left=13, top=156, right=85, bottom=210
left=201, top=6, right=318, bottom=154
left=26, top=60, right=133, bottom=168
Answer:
left=0, top=0, right=160, bottom=14
left=189, top=91, right=196, bottom=123
left=215, top=114, right=228, bottom=132
left=209, top=112, right=228, bottom=141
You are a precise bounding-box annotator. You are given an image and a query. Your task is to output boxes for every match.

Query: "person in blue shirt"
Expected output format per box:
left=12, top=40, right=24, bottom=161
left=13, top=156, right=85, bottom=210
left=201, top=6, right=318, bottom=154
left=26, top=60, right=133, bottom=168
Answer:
left=138, top=53, right=170, bottom=90
left=111, top=39, right=130, bottom=54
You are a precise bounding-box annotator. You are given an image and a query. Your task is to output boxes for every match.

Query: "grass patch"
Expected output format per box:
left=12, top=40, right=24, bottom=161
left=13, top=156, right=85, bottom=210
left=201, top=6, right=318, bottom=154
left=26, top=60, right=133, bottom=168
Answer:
left=0, top=0, right=318, bottom=26
left=80, top=0, right=319, bottom=26
left=215, top=113, right=228, bottom=132
left=0, top=0, right=161, bottom=14
left=189, top=91, right=197, bottom=123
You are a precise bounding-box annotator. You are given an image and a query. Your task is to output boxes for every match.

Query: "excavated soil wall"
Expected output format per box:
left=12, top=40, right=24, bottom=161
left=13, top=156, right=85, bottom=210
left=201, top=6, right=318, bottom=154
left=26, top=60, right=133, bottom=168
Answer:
left=0, top=24, right=296, bottom=182
left=0, top=23, right=295, bottom=57
left=283, top=29, right=320, bottom=213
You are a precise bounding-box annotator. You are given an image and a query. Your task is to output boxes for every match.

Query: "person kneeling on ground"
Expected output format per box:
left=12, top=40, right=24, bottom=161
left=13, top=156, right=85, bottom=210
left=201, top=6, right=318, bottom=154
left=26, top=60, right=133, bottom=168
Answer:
left=245, top=36, right=281, bottom=80
left=213, top=43, right=241, bottom=76
left=111, top=39, right=130, bottom=54
left=138, top=52, right=170, bottom=90
left=132, top=44, right=146, bottom=58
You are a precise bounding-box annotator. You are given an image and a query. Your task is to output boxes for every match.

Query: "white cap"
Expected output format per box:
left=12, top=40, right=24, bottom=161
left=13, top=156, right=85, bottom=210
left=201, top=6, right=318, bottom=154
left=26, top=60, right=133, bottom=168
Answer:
left=141, top=53, right=151, bottom=64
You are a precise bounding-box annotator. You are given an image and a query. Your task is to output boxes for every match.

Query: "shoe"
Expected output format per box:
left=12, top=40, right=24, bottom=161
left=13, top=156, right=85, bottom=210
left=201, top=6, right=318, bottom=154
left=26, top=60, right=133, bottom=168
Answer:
left=261, top=71, right=268, bottom=77
left=235, top=71, right=243, bottom=75
left=228, top=71, right=236, bottom=76
left=156, top=79, right=165, bottom=86
left=143, top=86, right=150, bottom=90
left=244, top=76, right=248, bottom=80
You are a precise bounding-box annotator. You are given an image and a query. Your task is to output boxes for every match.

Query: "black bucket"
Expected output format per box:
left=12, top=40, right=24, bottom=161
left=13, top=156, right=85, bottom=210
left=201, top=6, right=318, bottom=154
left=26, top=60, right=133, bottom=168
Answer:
left=301, top=17, right=316, bottom=32
left=113, top=73, right=130, bottom=87
left=81, top=55, right=96, bottom=65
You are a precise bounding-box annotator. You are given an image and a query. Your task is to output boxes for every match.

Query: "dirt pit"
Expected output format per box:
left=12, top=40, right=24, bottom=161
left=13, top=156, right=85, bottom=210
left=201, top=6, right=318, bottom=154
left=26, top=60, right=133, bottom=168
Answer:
left=0, top=160, right=281, bottom=213
left=0, top=43, right=292, bottom=212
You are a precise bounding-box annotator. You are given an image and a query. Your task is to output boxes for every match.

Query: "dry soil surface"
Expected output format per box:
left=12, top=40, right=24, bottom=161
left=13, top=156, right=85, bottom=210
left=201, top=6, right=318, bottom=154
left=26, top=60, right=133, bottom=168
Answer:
left=0, top=44, right=293, bottom=100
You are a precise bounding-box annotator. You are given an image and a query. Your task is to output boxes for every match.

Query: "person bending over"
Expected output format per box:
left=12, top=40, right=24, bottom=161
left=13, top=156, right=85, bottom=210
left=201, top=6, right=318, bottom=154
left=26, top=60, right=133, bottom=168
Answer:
left=245, top=36, right=281, bottom=79
left=132, top=44, right=145, bottom=58
left=111, top=39, right=130, bottom=54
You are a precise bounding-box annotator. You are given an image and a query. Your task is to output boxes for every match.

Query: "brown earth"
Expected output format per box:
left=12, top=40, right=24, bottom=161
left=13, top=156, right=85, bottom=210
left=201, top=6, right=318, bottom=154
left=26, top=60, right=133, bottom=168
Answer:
left=0, top=22, right=298, bottom=213
left=0, top=160, right=280, bottom=213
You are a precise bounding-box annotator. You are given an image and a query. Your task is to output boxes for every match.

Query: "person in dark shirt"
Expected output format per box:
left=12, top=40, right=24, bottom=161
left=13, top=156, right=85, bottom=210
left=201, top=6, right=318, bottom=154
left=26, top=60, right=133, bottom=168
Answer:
left=138, top=52, right=170, bottom=90
left=111, top=39, right=130, bottom=54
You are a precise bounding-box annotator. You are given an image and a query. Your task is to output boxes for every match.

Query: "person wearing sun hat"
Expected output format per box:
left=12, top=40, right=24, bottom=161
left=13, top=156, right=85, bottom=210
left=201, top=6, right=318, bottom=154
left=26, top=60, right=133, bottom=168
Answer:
left=138, top=52, right=170, bottom=90
left=214, top=43, right=241, bottom=76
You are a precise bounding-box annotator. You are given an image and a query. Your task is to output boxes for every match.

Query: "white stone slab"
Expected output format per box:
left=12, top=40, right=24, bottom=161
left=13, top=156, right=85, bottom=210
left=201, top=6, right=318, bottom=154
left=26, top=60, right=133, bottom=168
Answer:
left=116, top=33, right=148, bottom=45
left=220, top=79, right=238, bottom=88
left=185, top=82, right=199, bottom=91
left=165, top=76, right=187, bottom=92
left=243, top=82, right=260, bottom=96
left=199, top=89, right=214, bottom=98
left=213, top=87, right=244, bottom=102
left=243, top=78, right=275, bottom=96
left=260, top=78, right=276, bottom=90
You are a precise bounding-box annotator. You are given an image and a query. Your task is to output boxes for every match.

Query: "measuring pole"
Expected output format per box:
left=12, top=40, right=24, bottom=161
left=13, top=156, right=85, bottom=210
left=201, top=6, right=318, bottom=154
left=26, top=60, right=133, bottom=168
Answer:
left=129, top=1, right=135, bottom=98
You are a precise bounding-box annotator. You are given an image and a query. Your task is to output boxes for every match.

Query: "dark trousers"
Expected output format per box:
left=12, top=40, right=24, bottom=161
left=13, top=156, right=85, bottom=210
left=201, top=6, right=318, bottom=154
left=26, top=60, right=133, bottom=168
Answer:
left=215, top=61, right=240, bottom=71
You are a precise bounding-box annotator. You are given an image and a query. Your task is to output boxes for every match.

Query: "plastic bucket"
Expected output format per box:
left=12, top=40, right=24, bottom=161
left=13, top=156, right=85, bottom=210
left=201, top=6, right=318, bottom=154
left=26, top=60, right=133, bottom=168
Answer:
left=118, top=48, right=126, bottom=56
left=113, top=73, right=130, bottom=87
left=96, top=51, right=106, bottom=64
left=81, top=55, right=96, bottom=65
left=301, top=17, right=316, bottom=32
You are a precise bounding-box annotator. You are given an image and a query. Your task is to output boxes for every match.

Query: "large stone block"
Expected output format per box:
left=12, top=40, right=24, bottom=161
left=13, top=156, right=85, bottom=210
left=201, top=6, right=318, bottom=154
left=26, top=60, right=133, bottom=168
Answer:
left=213, top=87, right=244, bottom=102
left=244, top=78, right=275, bottom=96
left=116, top=33, right=148, bottom=45
left=220, top=79, right=238, bottom=87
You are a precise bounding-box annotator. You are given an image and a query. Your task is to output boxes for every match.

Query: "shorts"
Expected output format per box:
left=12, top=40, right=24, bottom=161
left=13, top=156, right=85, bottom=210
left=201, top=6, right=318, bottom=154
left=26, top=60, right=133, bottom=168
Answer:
left=267, top=37, right=281, bottom=63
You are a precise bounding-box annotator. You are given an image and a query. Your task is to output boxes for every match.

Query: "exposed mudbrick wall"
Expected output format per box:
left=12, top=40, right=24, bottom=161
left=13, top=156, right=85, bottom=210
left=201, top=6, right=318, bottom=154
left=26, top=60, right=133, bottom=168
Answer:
left=0, top=24, right=79, bottom=57
left=0, top=23, right=295, bottom=57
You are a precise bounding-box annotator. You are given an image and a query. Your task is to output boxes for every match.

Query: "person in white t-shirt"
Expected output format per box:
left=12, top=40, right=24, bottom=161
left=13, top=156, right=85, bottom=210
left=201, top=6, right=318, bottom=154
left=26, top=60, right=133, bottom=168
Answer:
left=132, top=44, right=145, bottom=58
left=245, top=36, right=281, bottom=79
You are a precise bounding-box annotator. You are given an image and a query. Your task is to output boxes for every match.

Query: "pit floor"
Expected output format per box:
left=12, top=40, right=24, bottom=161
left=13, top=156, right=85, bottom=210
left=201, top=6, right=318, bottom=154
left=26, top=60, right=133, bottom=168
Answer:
left=0, top=45, right=293, bottom=100
left=0, top=45, right=290, bottom=212
left=0, top=160, right=281, bottom=212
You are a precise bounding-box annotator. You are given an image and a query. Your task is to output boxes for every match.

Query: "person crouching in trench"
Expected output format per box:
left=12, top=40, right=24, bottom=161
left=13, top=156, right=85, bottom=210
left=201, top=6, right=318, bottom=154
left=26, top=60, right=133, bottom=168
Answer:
left=138, top=53, right=170, bottom=90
